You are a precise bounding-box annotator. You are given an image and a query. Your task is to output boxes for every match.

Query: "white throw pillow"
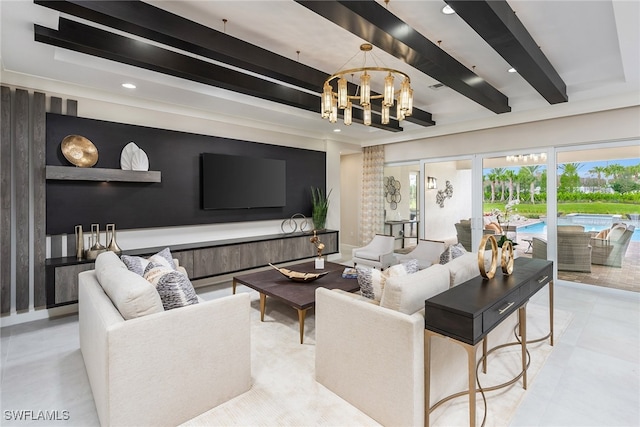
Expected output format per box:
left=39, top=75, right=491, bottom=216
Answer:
left=380, top=264, right=450, bottom=314
left=356, top=260, right=418, bottom=302
left=94, top=251, right=164, bottom=320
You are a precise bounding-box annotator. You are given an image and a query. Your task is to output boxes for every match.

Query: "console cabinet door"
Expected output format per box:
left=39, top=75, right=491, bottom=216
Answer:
left=54, top=263, right=94, bottom=304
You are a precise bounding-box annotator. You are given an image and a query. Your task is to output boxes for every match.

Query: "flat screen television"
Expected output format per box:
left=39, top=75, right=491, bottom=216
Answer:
left=201, top=153, right=286, bottom=209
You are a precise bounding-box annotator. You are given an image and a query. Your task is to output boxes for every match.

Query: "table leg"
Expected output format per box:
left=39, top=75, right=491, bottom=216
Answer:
left=465, top=343, right=477, bottom=427
left=549, top=280, right=554, bottom=346
left=482, top=337, right=487, bottom=374
left=232, top=279, right=237, bottom=294
left=519, top=305, right=527, bottom=390
left=297, top=308, right=308, bottom=344
left=259, top=293, right=266, bottom=322
left=424, top=330, right=433, bottom=427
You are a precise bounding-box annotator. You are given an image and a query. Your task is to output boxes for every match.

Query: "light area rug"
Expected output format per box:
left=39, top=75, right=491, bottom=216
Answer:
left=181, top=291, right=572, bottom=427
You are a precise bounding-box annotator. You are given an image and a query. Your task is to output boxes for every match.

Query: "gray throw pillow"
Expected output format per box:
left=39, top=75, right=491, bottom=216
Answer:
left=143, top=262, right=198, bottom=310
left=439, top=243, right=467, bottom=265
left=121, top=247, right=175, bottom=276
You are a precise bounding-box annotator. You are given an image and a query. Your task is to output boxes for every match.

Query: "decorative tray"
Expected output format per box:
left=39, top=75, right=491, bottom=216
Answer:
left=269, top=263, right=329, bottom=283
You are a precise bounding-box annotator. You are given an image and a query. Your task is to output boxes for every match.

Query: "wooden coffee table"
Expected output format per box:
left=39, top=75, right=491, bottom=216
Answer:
left=232, top=260, right=359, bottom=343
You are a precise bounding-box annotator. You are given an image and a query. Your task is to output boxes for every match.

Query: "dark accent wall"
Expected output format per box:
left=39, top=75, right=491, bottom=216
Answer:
left=45, top=114, right=326, bottom=235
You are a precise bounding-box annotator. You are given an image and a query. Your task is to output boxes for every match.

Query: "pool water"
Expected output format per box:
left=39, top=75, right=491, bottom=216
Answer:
left=518, top=220, right=640, bottom=242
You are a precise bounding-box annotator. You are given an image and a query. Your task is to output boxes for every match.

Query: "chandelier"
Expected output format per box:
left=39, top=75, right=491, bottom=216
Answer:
left=506, top=153, right=548, bottom=163
left=321, top=43, right=414, bottom=126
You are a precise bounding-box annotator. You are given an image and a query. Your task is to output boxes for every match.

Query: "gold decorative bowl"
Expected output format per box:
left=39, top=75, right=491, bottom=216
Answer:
left=269, top=263, right=329, bottom=283
left=61, top=135, right=98, bottom=167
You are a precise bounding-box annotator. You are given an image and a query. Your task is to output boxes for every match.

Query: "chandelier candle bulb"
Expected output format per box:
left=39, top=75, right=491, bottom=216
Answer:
left=381, top=105, right=390, bottom=124
left=364, top=104, right=372, bottom=125
left=329, top=103, right=338, bottom=123
left=322, top=82, right=333, bottom=116
left=344, top=101, right=353, bottom=125
left=383, top=72, right=395, bottom=106
left=360, top=72, right=371, bottom=106
left=338, top=76, right=348, bottom=109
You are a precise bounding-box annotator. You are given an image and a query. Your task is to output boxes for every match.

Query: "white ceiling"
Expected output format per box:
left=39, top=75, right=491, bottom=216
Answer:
left=1, top=0, right=638, bottom=147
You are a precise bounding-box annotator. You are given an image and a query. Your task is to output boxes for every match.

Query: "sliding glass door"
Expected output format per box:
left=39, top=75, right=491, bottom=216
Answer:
left=553, top=143, right=639, bottom=291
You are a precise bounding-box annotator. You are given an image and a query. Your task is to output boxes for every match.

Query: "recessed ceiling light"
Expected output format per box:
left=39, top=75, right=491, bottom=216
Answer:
left=442, top=5, right=455, bottom=15
left=122, top=83, right=136, bottom=89
left=333, top=129, right=341, bottom=133
left=508, top=68, right=517, bottom=73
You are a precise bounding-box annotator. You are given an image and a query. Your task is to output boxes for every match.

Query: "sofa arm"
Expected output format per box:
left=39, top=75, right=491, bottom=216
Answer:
left=104, top=293, right=251, bottom=426
left=315, top=287, right=425, bottom=427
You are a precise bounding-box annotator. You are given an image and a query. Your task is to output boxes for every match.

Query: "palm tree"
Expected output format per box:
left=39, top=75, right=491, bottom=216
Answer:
left=484, top=172, right=497, bottom=202
left=559, top=162, right=583, bottom=192
left=492, top=167, right=507, bottom=201
left=521, top=165, right=540, bottom=203
left=604, top=163, right=625, bottom=181
left=589, top=165, right=607, bottom=188
left=504, top=169, right=517, bottom=202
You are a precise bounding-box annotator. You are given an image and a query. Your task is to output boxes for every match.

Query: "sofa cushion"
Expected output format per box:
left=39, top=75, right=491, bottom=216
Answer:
left=121, top=247, right=175, bottom=276
left=356, top=260, right=419, bottom=302
left=353, top=249, right=381, bottom=261
left=94, top=251, right=164, bottom=320
left=143, top=263, right=199, bottom=310
left=445, top=252, right=482, bottom=287
left=380, top=264, right=450, bottom=314
left=439, top=243, right=467, bottom=265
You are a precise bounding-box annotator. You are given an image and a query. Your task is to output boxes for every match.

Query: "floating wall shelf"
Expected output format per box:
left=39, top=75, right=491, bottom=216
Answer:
left=45, top=165, right=161, bottom=183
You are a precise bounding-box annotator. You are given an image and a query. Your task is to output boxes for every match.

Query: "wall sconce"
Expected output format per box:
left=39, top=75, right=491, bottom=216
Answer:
left=426, top=176, right=437, bottom=190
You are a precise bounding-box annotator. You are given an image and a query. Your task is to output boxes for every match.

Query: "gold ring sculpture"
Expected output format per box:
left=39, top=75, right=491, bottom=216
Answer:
left=478, top=234, right=498, bottom=279
left=501, top=240, right=515, bottom=274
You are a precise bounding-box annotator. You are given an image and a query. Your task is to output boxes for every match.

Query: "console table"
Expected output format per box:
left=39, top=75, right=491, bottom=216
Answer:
left=424, top=258, right=553, bottom=427
left=384, top=219, right=419, bottom=248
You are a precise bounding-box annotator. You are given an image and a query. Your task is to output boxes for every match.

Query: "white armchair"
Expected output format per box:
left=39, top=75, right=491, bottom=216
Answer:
left=352, top=234, right=396, bottom=269
left=395, top=239, right=446, bottom=269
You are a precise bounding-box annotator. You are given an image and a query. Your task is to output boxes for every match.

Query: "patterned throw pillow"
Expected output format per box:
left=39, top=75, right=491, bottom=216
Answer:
left=439, top=243, right=467, bottom=265
left=122, top=247, right=175, bottom=276
left=356, top=260, right=419, bottom=301
left=143, top=262, right=199, bottom=310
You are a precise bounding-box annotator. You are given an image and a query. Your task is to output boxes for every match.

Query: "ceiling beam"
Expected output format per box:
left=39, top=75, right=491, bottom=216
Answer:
left=34, top=18, right=402, bottom=131
left=34, top=0, right=434, bottom=129
left=296, top=0, right=511, bottom=114
left=445, top=0, right=567, bottom=104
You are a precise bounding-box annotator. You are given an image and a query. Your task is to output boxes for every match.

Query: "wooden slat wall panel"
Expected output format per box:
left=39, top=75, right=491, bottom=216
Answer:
left=1, top=86, right=12, bottom=314
left=14, top=89, right=30, bottom=311
left=1, top=87, right=79, bottom=315
left=50, top=97, right=62, bottom=114
left=66, top=99, right=77, bottom=116
left=33, top=92, right=46, bottom=308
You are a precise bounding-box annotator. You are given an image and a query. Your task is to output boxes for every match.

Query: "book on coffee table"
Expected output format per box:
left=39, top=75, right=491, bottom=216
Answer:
left=342, top=267, right=357, bottom=279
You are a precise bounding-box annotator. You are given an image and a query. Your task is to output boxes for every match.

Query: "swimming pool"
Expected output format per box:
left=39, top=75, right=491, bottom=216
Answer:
left=517, top=217, right=640, bottom=242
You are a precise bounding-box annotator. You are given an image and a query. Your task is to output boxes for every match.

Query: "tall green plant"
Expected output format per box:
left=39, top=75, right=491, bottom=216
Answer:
left=311, top=187, right=332, bottom=230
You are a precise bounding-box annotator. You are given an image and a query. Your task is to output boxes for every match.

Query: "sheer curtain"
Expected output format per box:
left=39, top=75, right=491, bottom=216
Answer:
left=359, top=145, right=385, bottom=245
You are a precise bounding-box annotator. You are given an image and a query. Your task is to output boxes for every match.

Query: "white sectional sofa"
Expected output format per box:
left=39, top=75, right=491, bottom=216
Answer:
left=78, top=251, right=252, bottom=427
left=315, top=252, right=518, bottom=427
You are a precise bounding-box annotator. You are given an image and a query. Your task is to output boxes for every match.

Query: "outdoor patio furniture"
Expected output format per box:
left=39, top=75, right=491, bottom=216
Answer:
left=455, top=220, right=498, bottom=252
left=531, top=225, right=592, bottom=272
left=590, top=224, right=635, bottom=268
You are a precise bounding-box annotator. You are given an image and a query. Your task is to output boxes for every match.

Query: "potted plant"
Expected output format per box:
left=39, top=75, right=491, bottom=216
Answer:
left=311, top=186, right=331, bottom=231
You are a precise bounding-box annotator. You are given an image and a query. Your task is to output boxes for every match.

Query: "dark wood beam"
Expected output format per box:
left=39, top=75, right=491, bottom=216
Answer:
left=34, top=18, right=402, bottom=131
left=445, top=0, right=567, bottom=104
left=296, top=0, right=511, bottom=114
left=34, top=1, right=433, bottom=128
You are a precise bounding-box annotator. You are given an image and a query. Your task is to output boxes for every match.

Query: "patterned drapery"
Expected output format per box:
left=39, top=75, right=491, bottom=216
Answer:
left=359, top=145, right=385, bottom=245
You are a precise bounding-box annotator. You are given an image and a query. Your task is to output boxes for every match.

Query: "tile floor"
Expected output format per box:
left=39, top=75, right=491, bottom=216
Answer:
left=1, top=279, right=639, bottom=426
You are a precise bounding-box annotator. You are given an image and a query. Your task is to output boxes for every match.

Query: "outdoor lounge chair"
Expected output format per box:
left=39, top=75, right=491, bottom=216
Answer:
left=454, top=220, right=499, bottom=252
left=532, top=225, right=592, bottom=272
left=590, top=224, right=635, bottom=268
